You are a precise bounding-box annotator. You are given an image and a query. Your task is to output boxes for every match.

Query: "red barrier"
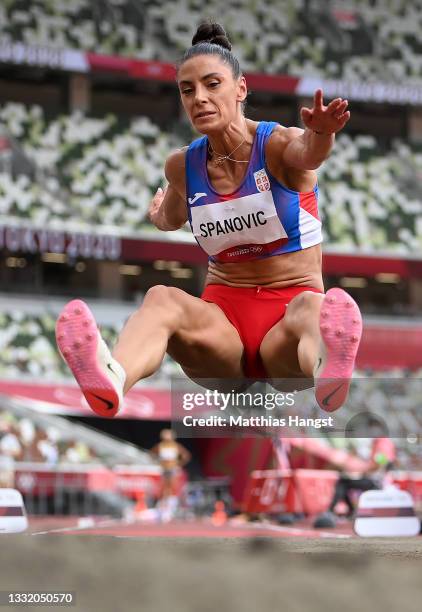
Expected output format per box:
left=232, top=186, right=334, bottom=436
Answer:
left=14, top=465, right=116, bottom=495
left=391, top=471, right=422, bottom=507
left=13, top=463, right=163, bottom=500
left=293, top=469, right=338, bottom=515
left=242, top=469, right=422, bottom=517
left=200, top=437, right=274, bottom=505
left=113, top=466, right=163, bottom=499
left=243, top=469, right=339, bottom=516
left=242, top=469, right=301, bottom=515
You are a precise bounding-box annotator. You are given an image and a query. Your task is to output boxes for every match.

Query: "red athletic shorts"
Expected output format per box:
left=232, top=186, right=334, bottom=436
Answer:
left=201, top=284, right=323, bottom=379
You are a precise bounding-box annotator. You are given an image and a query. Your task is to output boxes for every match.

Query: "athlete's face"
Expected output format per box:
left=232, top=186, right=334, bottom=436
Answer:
left=177, top=55, right=247, bottom=133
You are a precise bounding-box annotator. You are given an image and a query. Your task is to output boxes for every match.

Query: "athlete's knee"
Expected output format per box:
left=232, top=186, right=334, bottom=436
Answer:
left=284, top=291, right=324, bottom=332
left=288, top=291, right=323, bottom=316
left=144, top=284, right=172, bottom=305
left=138, top=285, right=184, bottom=328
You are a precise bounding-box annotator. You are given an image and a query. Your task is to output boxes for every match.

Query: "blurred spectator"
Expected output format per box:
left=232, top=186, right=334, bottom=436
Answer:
left=0, top=423, right=23, bottom=461
left=36, top=429, right=59, bottom=465
left=18, top=418, right=35, bottom=447
left=329, top=414, right=397, bottom=517
left=62, top=440, right=96, bottom=464
left=151, top=429, right=191, bottom=501
left=0, top=454, right=15, bottom=487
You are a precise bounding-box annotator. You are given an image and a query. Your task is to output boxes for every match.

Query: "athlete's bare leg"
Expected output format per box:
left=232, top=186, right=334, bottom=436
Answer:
left=112, top=285, right=245, bottom=393
left=260, top=289, right=362, bottom=410
left=56, top=285, right=246, bottom=417
left=259, top=290, right=324, bottom=382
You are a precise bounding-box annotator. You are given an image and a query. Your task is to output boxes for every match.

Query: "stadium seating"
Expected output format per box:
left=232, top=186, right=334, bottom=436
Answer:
left=1, top=102, right=422, bottom=252
left=0, top=302, right=182, bottom=384
left=1, top=0, right=421, bottom=82
left=318, top=134, right=422, bottom=252
left=0, top=407, right=99, bottom=464
left=0, top=398, right=155, bottom=468
left=0, top=103, right=179, bottom=232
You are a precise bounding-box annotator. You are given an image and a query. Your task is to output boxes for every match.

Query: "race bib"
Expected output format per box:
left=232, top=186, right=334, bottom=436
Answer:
left=190, top=191, right=287, bottom=257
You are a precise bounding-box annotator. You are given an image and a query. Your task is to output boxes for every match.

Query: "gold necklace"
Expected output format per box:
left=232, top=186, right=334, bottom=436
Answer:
left=208, top=137, right=250, bottom=166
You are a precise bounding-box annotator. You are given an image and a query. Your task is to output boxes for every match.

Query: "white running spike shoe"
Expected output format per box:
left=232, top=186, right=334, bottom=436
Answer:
left=56, top=300, right=126, bottom=417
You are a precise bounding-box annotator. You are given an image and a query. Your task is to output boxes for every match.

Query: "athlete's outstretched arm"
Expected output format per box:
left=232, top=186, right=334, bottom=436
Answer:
left=148, top=149, right=188, bottom=230
left=277, top=89, right=350, bottom=170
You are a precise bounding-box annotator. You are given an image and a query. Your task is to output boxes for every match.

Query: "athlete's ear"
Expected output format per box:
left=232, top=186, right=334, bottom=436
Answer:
left=236, top=75, right=248, bottom=104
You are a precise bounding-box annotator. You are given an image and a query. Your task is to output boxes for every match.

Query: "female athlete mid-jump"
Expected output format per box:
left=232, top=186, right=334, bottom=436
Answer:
left=56, top=22, right=362, bottom=417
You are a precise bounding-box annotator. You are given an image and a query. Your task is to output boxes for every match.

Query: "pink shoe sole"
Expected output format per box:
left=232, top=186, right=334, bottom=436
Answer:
left=56, top=299, right=120, bottom=418
left=314, top=288, right=362, bottom=412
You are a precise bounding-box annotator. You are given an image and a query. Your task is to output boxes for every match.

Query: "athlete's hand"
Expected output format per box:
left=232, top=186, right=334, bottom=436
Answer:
left=148, top=186, right=167, bottom=225
left=300, top=89, right=350, bottom=135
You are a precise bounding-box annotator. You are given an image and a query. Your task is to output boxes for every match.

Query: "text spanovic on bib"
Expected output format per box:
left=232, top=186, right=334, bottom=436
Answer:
left=190, top=191, right=288, bottom=262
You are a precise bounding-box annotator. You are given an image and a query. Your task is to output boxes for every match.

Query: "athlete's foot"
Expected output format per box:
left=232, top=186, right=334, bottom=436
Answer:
left=313, top=288, right=362, bottom=412
left=56, top=300, right=126, bottom=417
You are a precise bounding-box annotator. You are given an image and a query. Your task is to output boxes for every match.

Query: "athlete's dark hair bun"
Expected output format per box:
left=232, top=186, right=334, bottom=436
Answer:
left=192, top=21, right=232, bottom=51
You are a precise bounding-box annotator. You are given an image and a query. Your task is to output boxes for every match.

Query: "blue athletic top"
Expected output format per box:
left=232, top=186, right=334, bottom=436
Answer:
left=185, top=121, right=322, bottom=264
